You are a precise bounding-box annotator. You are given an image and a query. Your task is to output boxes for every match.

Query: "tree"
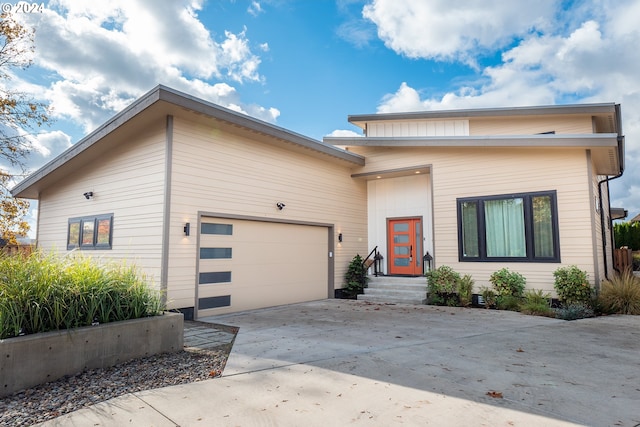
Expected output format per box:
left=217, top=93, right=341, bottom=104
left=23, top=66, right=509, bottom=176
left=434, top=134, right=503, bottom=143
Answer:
left=0, top=12, right=51, bottom=244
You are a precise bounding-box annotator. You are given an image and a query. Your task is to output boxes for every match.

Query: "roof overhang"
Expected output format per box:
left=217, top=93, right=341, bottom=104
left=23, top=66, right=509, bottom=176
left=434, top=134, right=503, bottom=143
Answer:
left=12, top=85, right=364, bottom=199
left=324, top=133, right=621, bottom=175
left=347, top=103, right=620, bottom=131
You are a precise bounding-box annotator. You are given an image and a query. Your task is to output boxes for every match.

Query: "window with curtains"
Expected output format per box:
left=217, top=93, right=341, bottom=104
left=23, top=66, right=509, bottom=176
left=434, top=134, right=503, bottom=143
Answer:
left=457, top=191, right=559, bottom=262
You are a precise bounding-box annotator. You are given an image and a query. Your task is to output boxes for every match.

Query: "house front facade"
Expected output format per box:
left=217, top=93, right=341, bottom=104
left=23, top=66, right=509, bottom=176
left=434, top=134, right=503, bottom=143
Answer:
left=12, top=86, right=625, bottom=318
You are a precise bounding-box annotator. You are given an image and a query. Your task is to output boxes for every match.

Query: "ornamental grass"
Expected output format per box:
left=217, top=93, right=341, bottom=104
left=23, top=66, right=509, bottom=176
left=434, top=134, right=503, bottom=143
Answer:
left=599, top=268, right=640, bottom=315
left=0, top=251, right=164, bottom=339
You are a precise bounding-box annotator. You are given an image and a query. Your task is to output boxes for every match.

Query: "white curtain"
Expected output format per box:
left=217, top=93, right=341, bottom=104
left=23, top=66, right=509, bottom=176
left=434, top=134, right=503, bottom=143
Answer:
left=485, top=198, right=525, bottom=257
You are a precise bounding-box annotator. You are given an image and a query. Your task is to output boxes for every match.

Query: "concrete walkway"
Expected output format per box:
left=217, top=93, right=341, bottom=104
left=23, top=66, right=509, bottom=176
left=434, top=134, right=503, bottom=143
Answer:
left=37, top=300, right=640, bottom=426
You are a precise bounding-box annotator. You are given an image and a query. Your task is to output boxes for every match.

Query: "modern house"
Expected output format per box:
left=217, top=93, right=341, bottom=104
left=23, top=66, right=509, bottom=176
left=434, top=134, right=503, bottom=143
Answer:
left=12, top=85, right=625, bottom=318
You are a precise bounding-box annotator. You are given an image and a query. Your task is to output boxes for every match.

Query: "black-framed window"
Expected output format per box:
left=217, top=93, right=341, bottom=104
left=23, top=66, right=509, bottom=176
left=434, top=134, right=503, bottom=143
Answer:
left=67, top=214, right=113, bottom=250
left=457, top=191, right=559, bottom=262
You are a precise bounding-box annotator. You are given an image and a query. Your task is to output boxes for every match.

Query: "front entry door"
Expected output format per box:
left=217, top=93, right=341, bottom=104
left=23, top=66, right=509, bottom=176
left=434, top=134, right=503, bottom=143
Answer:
left=388, top=217, right=423, bottom=275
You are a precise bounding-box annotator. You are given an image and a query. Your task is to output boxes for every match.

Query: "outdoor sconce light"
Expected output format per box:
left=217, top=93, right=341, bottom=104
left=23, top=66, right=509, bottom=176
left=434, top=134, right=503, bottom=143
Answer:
left=276, top=202, right=286, bottom=210
left=338, top=233, right=343, bottom=243
left=423, top=251, right=433, bottom=274
left=183, top=222, right=190, bottom=236
left=83, top=191, right=93, bottom=199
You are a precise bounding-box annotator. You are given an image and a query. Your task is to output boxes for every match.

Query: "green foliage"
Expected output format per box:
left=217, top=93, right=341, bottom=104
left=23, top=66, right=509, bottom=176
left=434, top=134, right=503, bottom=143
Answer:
left=426, top=266, right=472, bottom=306
left=553, top=303, right=594, bottom=320
left=520, top=289, right=553, bottom=316
left=479, top=286, right=497, bottom=309
left=496, top=295, right=522, bottom=311
left=553, top=265, right=592, bottom=306
left=458, top=274, right=474, bottom=307
left=614, top=221, right=640, bottom=250
left=489, top=268, right=526, bottom=297
left=0, top=251, right=164, bottom=339
left=599, top=269, right=640, bottom=315
left=343, top=254, right=368, bottom=297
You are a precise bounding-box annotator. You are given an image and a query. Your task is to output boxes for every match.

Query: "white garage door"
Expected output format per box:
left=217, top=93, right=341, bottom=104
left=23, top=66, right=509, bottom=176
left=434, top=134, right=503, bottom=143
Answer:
left=197, top=217, right=329, bottom=317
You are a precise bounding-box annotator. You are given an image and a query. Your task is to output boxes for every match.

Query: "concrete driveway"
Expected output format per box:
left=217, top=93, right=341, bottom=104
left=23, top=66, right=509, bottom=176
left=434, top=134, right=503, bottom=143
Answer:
left=39, top=300, right=640, bottom=426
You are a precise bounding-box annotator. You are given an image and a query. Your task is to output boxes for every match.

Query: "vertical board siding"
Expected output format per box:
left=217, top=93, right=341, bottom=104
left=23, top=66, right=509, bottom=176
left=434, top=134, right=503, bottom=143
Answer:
left=367, top=120, right=469, bottom=137
left=37, top=124, right=167, bottom=287
left=166, top=117, right=367, bottom=309
left=348, top=145, right=594, bottom=295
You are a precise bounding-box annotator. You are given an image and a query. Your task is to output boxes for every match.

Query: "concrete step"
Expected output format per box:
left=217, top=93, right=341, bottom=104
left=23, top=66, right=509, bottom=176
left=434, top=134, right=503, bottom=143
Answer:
left=359, top=275, right=427, bottom=305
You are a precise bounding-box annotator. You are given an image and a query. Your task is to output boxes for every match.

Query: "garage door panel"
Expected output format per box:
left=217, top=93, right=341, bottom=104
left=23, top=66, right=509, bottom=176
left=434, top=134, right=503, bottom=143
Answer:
left=197, top=217, right=329, bottom=317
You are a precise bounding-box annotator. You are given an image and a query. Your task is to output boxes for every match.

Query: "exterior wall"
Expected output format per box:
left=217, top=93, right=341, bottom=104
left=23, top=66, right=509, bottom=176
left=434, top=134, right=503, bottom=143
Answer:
left=367, top=120, right=469, bottom=137
left=469, top=115, right=594, bottom=135
left=348, top=145, right=595, bottom=295
left=367, top=174, right=433, bottom=274
left=36, top=123, right=167, bottom=288
left=166, top=116, right=367, bottom=310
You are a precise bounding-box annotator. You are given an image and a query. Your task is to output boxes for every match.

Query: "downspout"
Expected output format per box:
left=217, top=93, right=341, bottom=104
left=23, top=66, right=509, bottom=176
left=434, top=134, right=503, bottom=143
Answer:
left=597, top=104, right=625, bottom=280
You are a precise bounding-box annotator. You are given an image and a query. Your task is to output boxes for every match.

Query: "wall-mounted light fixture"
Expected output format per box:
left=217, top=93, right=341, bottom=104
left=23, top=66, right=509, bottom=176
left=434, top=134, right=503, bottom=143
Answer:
left=83, top=191, right=93, bottom=199
left=276, top=202, right=286, bottom=210
left=183, top=222, right=190, bottom=236
left=423, top=251, right=433, bottom=273
left=338, top=233, right=343, bottom=243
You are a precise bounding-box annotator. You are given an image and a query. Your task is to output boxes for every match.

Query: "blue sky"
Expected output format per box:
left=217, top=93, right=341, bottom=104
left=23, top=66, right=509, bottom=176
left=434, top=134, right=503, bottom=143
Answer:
left=4, top=0, right=640, bottom=235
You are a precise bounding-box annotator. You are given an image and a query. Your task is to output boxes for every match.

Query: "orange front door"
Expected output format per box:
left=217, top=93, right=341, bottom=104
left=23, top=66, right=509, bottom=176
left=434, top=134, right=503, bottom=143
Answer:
left=387, top=218, right=423, bottom=276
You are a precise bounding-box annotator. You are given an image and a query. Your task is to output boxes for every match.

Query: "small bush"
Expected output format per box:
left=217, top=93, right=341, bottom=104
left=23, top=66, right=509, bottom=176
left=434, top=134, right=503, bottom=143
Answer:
left=458, top=274, right=474, bottom=307
left=553, top=265, right=592, bottom=306
left=554, top=303, right=595, bottom=320
left=496, top=295, right=522, bottom=311
left=426, top=265, right=460, bottom=295
left=520, top=289, right=553, bottom=316
left=479, top=286, right=497, bottom=309
left=343, top=254, right=369, bottom=297
left=599, top=269, right=640, bottom=315
left=490, top=268, right=526, bottom=297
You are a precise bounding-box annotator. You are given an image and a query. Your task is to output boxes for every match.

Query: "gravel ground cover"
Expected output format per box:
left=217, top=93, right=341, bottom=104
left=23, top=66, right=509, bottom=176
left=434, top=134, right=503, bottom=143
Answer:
left=1, top=325, right=234, bottom=426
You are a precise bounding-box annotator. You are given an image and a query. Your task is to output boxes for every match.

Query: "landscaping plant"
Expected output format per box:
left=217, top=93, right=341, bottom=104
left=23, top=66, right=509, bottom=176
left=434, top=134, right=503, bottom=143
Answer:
left=553, top=265, right=592, bottom=306
left=426, top=265, right=462, bottom=306
left=343, top=254, right=368, bottom=297
left=479, top=286, right=497, bottom=309
left=489, top=268, right=526, bottom=297
left=0, top=251, right=164, bottom=339
left=599, top=268, right=640, bottom=315
left=519, top=289, right=553, bottom=316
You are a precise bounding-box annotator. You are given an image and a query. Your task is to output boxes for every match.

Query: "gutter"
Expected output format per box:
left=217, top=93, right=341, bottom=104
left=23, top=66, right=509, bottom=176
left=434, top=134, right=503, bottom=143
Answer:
left=597, top=104, right=625, bottom=281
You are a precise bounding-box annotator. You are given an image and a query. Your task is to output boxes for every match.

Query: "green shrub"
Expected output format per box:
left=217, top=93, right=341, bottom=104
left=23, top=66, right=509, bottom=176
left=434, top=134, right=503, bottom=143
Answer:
left=479, top=286, right=497, bottom=309
left=496, top=295, right=522, bottom=311
left=553, top=303, right=594, bottom=320
left=599, top=269, right=640, bottom=315
left=520, top=289, right=553, bottom=316
left=553, top=265, right=592, bottom=305
left=426, top=266, right=469, bottom=306
left=0, top=251, right=164, bottom=339
left=343, top=254, right=368, bottom=297
left=458, top=274, right=474, bottom=307
left=489, top=268, right=526, bottom=297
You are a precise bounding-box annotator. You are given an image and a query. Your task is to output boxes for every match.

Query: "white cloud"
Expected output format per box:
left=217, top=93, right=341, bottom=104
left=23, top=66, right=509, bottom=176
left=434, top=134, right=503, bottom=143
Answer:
left=362, top=0, right=556, bottom=63
left=326, top=129, right=362, bottom=137
left=11, top=0, right=272, bottom=136
left=248, top=1, right=263, bottom=17
left=372, top=0, right=640, bottom=216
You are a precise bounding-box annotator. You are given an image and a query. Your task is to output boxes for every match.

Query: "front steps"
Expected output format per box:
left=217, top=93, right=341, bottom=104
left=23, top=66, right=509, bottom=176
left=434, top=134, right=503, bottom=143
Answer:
left=357, top=275, right=428, bottom=305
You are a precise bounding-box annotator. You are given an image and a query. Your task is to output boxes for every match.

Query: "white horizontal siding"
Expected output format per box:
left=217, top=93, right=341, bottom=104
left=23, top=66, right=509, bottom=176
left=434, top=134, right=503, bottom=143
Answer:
left=348, top=145, right=594, bottom=295
left=165, top=117, right=368, bottom=310
left=470, top=115, right=594, bottom=135
left=37, top=125, right=167, bottom=288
